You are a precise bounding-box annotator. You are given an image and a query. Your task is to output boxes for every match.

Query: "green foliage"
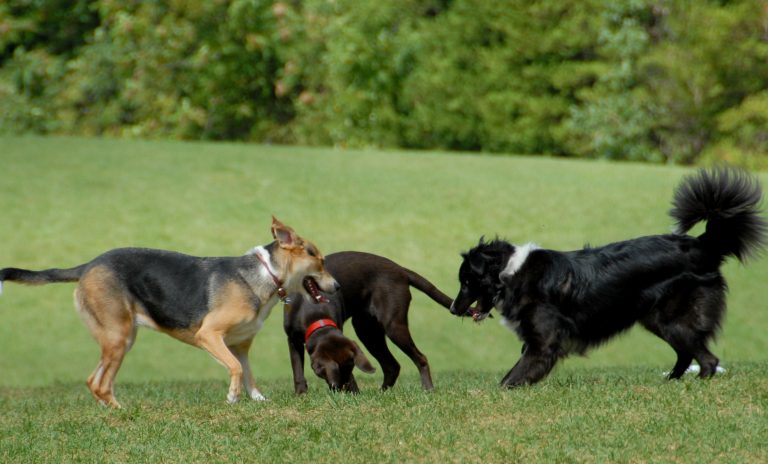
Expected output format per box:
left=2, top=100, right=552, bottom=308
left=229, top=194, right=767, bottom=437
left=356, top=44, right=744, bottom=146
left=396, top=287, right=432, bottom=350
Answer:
left=640, top=0, right=768, bottom=164
left=0, top=0, right=98, bottom=59
left=564, top=0, right=661, bottom=162
left=1, top=0, right=768, bottom=165
left=702, top=90, right=768, bottom=170
left=397, top=0, right=604, bottom=154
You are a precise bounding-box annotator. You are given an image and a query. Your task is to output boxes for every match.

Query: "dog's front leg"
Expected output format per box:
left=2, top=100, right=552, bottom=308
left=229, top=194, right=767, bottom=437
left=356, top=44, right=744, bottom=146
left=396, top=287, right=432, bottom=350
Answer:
left=500, top=305, right=565, bottom=387
left=196, top=329, right=245, bottom=403
left=500, top=348, right=558, bottom=388
left=288, top=337, right=308, bottom=394
left=342, top=374, right=359, bottom=393
left=229, top=339, right=266, bottom=401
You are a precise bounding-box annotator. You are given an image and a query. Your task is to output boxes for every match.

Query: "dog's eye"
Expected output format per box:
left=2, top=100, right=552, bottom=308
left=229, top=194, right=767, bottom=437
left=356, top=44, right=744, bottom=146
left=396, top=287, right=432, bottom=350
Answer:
left=307, top=247, right=317, bottom=257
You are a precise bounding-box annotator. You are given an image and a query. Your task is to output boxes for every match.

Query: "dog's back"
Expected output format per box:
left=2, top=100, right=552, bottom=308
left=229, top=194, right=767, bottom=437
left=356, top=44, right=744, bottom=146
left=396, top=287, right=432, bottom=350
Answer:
left=325, top=251, right=452, bottom=312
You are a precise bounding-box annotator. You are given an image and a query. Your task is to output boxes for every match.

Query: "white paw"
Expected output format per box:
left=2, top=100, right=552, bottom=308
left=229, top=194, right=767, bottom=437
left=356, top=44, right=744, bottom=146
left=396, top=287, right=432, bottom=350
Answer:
left=684, top=364, right=726, bottom=375
left=662, top=363, right=726, bottom=376
left=250, top=390, right=267, bottom=401
left=227, top=392, right=239, bottom=404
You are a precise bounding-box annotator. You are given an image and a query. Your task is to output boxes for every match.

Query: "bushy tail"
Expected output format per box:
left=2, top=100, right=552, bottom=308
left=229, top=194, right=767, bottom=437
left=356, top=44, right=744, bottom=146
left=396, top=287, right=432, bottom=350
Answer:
left=0, top=265, right=87, bottom=295
left=670, top=166, right=767, bottom=262
left=404, top=268, right=454, bottom=310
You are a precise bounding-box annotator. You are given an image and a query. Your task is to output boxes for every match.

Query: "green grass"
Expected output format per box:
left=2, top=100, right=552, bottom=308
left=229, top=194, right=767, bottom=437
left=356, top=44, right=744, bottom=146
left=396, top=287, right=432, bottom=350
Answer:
left=1, top=369, right=766, bottom=462
left=1, top=136, right=767, bottom=462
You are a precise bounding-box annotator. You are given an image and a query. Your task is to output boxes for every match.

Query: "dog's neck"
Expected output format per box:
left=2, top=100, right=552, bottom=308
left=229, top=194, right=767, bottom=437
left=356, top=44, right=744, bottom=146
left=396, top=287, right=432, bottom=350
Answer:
left=247, top=244, right=278, bottom=274
left=502, top=242, right=540, bottom=278
left=304, top=319, right=338, bottom=345
left=248, top=244, right=287, bottom=301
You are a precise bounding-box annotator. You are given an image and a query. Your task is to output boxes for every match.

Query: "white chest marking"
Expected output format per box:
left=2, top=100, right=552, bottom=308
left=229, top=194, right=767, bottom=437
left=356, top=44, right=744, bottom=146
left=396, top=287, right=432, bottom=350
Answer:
left=500, top=316, right=520, bottom=333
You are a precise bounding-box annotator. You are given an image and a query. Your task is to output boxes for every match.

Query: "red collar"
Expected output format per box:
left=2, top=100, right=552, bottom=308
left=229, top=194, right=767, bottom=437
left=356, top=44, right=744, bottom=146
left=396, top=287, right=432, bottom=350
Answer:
left=252, top=249, right=287, bottom=301
left=304, top=319, right=338, bottom=344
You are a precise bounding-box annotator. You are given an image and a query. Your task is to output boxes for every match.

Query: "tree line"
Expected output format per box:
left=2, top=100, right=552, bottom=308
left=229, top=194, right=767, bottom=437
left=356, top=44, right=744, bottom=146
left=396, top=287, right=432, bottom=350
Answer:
left=1, top=0, right=767, bottom=166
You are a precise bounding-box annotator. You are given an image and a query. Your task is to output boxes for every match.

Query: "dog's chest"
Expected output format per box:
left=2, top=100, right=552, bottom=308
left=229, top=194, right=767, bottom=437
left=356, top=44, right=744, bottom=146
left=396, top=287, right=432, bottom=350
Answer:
left=500, top=316, right=522, bottom=336
left=223, top=296, right=278, bottom=345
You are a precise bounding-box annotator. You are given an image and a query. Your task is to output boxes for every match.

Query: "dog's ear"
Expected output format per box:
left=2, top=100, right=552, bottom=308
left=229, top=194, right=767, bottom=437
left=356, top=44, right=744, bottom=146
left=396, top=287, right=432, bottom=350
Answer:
left=352, top=342, right=376, bottom=374
left=468, top=250, right=487, bottom=275
left=272, top=216, right=298, bottom=247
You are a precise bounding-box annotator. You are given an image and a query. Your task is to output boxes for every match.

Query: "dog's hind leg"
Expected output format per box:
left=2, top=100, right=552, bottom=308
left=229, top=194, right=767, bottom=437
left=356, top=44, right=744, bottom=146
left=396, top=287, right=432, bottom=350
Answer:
left=641, top=320, right=694, bottom=379
left=643, top=280, right=724, bottom=380
left=228, top=339, right=266, bottom=401
left=352, top=315, right=400, bottom=390
left=692, top=345, right=720, bottom=378
left=385, top=322, right=434, bottom=390
left=668, top=349, right=694, bottom=380
left=75, top=270, right=136, bottom=408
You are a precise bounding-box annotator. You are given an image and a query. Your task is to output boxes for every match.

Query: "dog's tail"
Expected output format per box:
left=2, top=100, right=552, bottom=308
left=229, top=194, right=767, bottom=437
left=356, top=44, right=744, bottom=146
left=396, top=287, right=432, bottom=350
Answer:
left=0, top=265, right=87, bottom=295
left=404, top=268, right=454, bottom=310
left=670, top=166, right=767, bottom=262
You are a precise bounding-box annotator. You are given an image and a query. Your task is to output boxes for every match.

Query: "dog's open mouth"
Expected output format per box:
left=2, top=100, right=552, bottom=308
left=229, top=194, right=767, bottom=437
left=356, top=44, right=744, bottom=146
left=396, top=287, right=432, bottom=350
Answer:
left=470, top=308, right=491, bottom=322
left=303, top=276, right=330, bottom=304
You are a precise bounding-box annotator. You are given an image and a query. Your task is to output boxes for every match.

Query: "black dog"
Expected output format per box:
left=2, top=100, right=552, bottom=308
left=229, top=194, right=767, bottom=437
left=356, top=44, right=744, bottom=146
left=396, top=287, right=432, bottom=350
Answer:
left=450, top=167, right=766, bottom=387
left=284, top=251, right=454, bottom=393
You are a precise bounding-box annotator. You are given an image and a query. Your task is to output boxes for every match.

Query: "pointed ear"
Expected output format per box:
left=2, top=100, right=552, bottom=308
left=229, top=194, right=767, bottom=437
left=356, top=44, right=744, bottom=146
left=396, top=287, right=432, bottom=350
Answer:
left=352, top=342, right=376, bottom=374
left=272, top=216, right=297, bottom=247
left=468, top=251, right=487, bottom=275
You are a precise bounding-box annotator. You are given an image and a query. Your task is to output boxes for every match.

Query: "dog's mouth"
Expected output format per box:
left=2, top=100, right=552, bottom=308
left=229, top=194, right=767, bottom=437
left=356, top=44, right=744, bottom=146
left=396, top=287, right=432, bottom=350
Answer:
left=303, top=276, right=330, bottom=304
left=459, top=301, right=491, bottom=322
left=470, top=307, right=491, bottom=322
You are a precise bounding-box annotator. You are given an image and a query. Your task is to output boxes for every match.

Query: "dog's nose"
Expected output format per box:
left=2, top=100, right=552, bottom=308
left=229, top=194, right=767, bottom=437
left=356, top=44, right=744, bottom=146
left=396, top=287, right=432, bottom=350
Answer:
left=449, top=302, right=462, bottom=316
left=333, top=280, right=341, bottom=292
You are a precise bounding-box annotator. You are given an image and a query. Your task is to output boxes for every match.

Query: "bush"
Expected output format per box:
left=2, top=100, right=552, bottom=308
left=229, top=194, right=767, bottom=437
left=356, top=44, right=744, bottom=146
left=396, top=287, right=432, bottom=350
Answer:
left=1, top=0, right=767, bottom=165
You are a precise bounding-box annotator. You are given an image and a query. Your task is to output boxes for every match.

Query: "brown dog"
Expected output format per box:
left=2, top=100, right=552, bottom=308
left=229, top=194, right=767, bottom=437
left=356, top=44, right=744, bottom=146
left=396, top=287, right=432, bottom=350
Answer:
left=0, top=218, right=337, bottom=407
left=284, top=251, right=453, bottom=393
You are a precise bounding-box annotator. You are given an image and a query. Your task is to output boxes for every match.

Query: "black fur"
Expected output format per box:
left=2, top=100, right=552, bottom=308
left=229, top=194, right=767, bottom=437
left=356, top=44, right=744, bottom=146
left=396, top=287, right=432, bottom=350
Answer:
left=0, top=246, right=269, bottom=329
left=451, top=167, right=766, bottom=387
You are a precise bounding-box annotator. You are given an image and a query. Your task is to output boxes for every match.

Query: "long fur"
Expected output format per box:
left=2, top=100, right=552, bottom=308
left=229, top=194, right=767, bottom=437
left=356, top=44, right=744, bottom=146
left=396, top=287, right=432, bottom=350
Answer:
left=451, top=166, right=766, bottom=387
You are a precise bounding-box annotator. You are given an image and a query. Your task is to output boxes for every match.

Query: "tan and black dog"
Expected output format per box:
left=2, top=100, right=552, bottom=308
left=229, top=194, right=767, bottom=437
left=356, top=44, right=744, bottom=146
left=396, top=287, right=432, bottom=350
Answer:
left=0, top=217, right=338, bottom=408
left=284, top=251, right=454, bottom=394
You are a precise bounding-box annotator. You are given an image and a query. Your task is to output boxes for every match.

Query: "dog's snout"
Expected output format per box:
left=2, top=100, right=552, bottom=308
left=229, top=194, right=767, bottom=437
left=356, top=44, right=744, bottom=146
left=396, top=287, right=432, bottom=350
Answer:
left=449, top=302, right=459, bottom=315
left=332, top=280, right=341, bottom=292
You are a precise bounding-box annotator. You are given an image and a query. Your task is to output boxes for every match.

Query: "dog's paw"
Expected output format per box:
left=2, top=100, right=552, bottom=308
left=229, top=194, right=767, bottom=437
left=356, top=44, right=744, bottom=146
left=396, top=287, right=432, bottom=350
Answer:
left=662, top=364, right=726, bottom=377
left=227, top=392, right=239, bottom=404
left=250, top=390, right=267, bottom=401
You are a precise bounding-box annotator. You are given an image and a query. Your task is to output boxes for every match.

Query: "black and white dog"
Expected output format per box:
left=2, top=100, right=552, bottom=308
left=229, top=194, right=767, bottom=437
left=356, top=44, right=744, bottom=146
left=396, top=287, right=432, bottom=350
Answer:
left=450, top=167, right=766, bottom=387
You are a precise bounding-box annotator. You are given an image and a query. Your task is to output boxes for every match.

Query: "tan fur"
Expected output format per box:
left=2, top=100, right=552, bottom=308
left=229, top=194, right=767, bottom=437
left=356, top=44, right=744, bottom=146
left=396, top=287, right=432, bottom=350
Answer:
left=61, top=218, right=335, bottom=408
left=75, top=266, right=136, bottom=408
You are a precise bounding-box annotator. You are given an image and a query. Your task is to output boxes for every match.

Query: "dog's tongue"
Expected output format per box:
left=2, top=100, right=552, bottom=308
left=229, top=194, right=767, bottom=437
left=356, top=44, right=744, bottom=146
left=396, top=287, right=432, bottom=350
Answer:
left=303, top=276, right=329, bottom=304
left=469, top=307, right=490, bottom=322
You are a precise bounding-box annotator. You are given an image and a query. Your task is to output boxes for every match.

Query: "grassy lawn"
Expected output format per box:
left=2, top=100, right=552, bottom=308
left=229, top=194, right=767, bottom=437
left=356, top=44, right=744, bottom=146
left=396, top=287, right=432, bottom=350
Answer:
left=1, top=136, right=766, bottom=462
left=1, top=369, right=766, bottom=462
